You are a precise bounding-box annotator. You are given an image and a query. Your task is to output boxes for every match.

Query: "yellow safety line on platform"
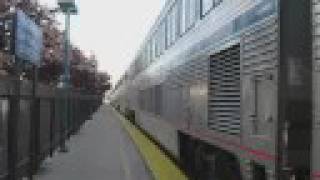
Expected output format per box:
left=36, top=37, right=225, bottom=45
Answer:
left=119, top=134, right=133, bottom=180
left=115, top=111, right=188, bottom=180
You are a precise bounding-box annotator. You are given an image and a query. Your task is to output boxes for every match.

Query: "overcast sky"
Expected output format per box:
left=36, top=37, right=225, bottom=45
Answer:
left=38, top=0, right=166, bottom=85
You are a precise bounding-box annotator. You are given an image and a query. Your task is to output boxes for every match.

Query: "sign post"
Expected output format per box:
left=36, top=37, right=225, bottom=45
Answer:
left=57, top=0, right=77, bottom=153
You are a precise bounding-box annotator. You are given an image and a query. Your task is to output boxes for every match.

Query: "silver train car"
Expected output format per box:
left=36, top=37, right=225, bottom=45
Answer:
left=110, top=0, right=320, bottom=179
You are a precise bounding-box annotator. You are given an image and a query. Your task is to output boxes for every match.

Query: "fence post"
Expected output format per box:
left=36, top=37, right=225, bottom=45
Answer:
left=29, top=96, right=40, bottom=179
left=49, top=98, right=55, bottom=157
left=8, top=85, right=19, bottom=180
left=8, top=60, right=22, bottom=180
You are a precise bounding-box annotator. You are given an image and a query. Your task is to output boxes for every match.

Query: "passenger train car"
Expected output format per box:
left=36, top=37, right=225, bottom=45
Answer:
left=110, top=0, right=319, bottom=179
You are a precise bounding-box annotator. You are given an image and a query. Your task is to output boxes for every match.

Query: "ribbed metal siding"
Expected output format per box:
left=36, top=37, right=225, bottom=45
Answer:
left=165, top=58, right=208, bottom=88
left=208, top=44, right=241, bottom=135
left=242, top=15, right=278, bottom=76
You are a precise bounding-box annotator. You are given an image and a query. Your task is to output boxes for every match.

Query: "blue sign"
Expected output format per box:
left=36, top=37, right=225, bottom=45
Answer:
left=15, top=10, right=43, bottom=66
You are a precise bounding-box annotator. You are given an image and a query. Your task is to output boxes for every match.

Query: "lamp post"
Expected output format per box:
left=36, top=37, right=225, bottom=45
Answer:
left=57, top=0, right=77, bottom=152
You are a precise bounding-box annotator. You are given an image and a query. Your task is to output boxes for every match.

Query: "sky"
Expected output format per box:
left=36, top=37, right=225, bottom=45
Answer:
left=38, top=0, right=166, bottom=85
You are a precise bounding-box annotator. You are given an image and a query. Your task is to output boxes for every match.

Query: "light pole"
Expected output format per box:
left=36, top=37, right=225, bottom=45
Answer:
left=57, top=0, right=77, bottom=152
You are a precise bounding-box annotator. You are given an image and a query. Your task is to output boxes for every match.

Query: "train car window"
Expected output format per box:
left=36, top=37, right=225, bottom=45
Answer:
left=153, top=37, right=157, bottom=60
left=180, top=0, right=198, bottom=34
left=145, top=44, right=150, bottom=65
left=168, top=9, right=173, bottom=45
left=150, top=38, right=155, bottom=62
left=187, top=0, right=197, bottom=29
left=201, top=0, right=214, bottom=16
left=180, top=0, right=187, bottom=34
left=157, top=34, right=161, bottom=56
left=148, top=42, right=152, bottom=64
left=143, top=47, right=147, bottom=67
left=140, top=51, right=145, bottom=69
left=171, top=9, right=176, bottom=44
left=175, top=4, right=179, bottom=41
left=159, top=22, right=166, bottom=54
left=155, top=31, right=160, bottom=58
left=184, top=0, right=191, bottom=28
left=143, top=48, right=148, bottom=68
left=156, top=32, right=160, bottom=57
left=166, top=14, right=171, bottom=46
left=157, top=37, right=161, bottom=57
left=149, top=39, right=152, bottom=62
left=167, top=3, right=179, bottom=46
left=201, top=0, right=223, bottom=17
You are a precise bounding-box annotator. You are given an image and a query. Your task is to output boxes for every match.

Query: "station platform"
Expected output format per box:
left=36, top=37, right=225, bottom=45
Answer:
left=34, top=105, right=187, bottom=180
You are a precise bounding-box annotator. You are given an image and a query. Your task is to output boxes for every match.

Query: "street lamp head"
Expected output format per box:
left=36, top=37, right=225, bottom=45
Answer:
left=58, top=0, right=78, bottom=14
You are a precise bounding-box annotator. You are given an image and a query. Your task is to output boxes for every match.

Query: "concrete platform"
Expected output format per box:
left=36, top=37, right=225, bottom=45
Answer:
left=35, top=105, right=152, bottom=180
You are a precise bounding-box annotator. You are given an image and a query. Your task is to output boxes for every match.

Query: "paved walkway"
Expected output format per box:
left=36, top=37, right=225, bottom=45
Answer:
left=35, top=105, right=152, bottom=180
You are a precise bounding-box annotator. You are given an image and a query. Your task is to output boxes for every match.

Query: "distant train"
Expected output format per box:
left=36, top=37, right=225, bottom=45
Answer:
left=109, top=0, right=319, bottom=179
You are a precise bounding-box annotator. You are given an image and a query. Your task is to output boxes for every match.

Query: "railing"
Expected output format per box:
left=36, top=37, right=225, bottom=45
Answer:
left=0, top=77, right=104, bottom=180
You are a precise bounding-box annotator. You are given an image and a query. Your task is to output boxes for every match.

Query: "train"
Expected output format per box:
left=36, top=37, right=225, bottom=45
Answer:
left=109, top=0, right=319, bottom=179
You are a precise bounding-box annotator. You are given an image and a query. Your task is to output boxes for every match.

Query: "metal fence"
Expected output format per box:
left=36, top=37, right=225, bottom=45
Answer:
left=0, top=77, right=103, bottom=180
